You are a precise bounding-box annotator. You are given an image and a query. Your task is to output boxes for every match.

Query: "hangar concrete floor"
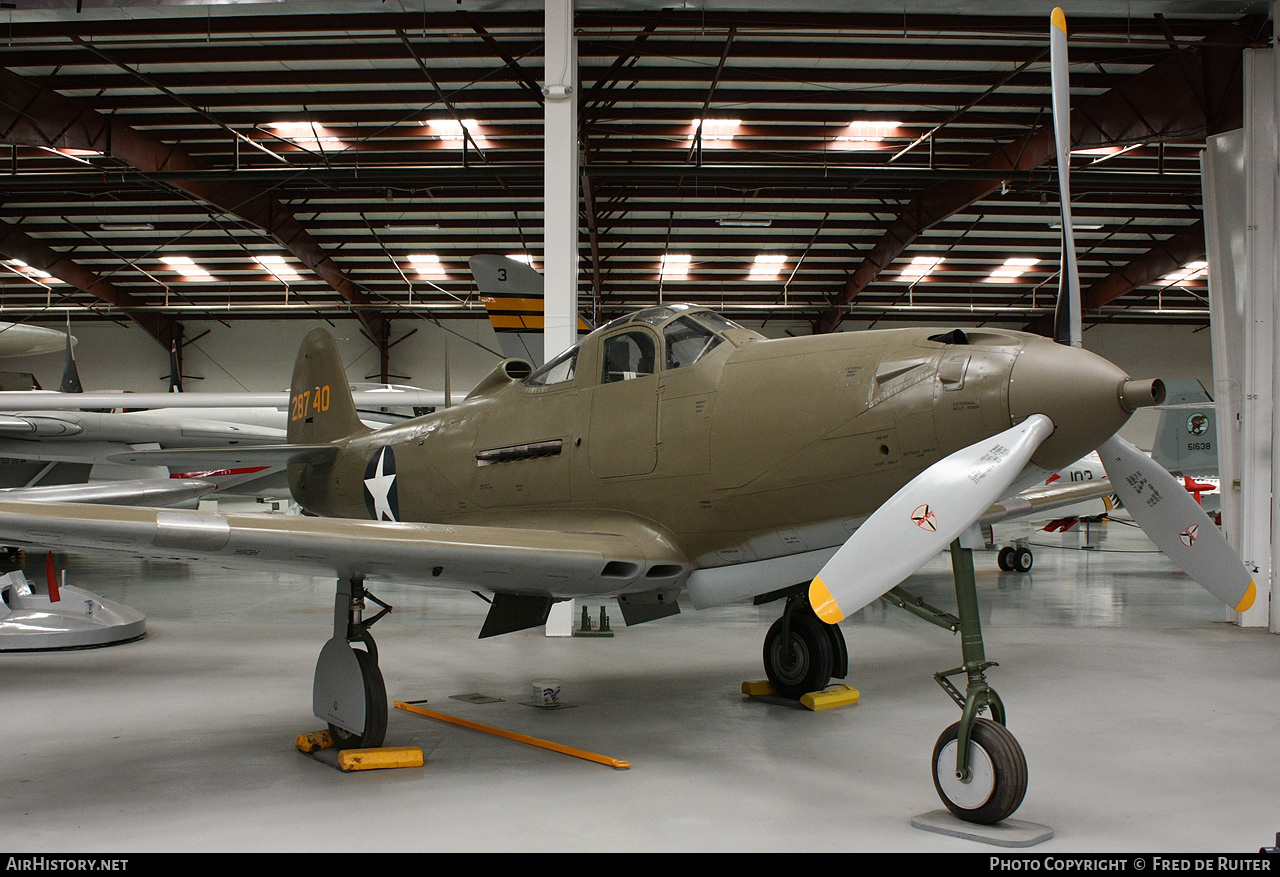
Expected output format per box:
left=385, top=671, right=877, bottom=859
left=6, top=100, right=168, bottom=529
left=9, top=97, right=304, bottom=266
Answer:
left=2, top=521, right=1277, bottom=853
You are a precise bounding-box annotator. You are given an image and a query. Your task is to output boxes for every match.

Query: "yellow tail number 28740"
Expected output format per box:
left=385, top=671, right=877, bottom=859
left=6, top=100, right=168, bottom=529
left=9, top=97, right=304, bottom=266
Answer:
left=290, top=385, right=331, bottom=422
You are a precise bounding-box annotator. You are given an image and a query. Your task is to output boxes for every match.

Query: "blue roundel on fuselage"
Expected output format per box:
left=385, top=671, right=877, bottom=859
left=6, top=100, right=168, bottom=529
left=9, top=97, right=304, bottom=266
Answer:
left=362, top=446, right=399, bottom=522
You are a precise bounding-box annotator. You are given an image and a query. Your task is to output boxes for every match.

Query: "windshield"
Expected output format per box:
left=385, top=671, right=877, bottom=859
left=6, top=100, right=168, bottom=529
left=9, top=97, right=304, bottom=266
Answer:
left=523, top=344, right=579, bottom=387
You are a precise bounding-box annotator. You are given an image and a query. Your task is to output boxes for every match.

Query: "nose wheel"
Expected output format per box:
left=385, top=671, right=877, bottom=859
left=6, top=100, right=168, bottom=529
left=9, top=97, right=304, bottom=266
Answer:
left=932, top=718, right=1028, bottom=824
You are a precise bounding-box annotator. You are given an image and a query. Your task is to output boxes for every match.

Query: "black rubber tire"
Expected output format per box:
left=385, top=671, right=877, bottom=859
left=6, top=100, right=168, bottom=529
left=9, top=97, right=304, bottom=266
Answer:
left=763, top=610, right=835, bottom=699
left=1013, top=547, right=1034, bottom=573
left=931, top=718, right=1028, bottom=825
left=996, top=547, right=1014, bottom=571
left=328, top=648, right=388, bottom=751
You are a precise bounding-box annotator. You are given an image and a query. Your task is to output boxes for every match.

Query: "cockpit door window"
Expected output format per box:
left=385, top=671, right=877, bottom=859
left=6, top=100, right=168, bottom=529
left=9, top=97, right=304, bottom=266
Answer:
left=601, top=331, right=657, bottom=384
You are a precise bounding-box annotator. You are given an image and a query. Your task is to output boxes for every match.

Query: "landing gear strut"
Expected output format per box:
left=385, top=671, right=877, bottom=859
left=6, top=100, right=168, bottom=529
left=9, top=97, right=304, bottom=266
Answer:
left=313, top=576, right=392, bottom=750
left=882, top=539, right=1028, bottom=824
left=762, top=594, right=848, bottom=699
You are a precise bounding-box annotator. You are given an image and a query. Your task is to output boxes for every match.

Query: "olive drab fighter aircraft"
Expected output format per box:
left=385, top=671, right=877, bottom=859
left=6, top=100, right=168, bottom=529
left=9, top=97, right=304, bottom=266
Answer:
left=0, top=9, right=1254, bottom=826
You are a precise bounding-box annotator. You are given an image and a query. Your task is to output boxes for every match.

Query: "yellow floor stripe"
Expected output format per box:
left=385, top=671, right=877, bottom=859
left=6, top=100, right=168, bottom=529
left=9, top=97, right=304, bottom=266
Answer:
left=394, top=701, right=631, bottom=770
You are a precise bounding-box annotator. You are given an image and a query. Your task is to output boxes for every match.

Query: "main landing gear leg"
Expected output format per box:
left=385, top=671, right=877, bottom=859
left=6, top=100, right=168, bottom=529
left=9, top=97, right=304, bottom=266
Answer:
left=930, top=539, right=1028, bottom=825
left=313, top=575, right=392, bottom=750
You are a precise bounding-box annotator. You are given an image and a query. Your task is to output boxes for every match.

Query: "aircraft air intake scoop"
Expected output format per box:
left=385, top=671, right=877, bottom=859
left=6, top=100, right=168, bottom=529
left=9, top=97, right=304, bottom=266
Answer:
left=1119, top=379, right=1165, bottom=413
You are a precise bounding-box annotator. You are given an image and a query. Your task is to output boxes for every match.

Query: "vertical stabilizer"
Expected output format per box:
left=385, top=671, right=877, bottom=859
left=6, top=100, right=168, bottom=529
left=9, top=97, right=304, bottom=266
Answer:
left=288, top=329, right=368, bottom=445
left=58, top=330, right=82, bottom=394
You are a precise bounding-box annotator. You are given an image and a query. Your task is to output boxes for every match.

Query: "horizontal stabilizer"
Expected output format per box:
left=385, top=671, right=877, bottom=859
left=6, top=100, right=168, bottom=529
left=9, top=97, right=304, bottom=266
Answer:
left=0, top=478, right=215, bottom=507
left=106, top=444, right=337, bottom=469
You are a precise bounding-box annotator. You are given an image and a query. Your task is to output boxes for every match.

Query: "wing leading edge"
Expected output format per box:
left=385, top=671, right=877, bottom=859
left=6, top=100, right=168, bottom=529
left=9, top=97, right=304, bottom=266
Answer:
left=0, top=500, right=690, bottom=600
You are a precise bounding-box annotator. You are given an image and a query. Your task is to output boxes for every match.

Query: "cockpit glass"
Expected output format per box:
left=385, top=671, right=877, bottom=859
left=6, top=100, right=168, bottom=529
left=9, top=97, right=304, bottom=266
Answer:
left=601, top=331, right=657, bottom=383
left=523, top=345, right=578, bottom=387
left=631, top=304, right=692, bottom=327
left=692, top=311, right=745, bottom=334
left=664, top=316, right=722, bottom=370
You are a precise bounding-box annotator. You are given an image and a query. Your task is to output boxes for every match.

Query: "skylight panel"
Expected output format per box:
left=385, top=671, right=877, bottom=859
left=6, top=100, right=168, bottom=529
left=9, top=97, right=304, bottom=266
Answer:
left=895, top=256, right=944, bottom=282
left=984, top=257, right=1039, bottom=283
left=161, top=256, right=212, bottom=279
left=749, top=254, right=787, bottom=279
left=660, top=254, right=692, bottom=279
left=256, top=255, right=300, bottom=281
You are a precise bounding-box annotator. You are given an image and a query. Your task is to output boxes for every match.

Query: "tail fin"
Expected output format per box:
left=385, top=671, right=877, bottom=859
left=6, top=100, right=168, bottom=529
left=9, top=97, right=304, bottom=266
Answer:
left=58, top=329, right=83, bottom=394
left=470, top=254, right=592, bottom=367
left=288, top=329, right=368, bottom=444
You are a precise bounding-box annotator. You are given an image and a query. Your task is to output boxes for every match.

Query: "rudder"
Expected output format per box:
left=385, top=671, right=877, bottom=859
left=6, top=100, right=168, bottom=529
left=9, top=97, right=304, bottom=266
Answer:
left=288, top=328, right=367, bottom=444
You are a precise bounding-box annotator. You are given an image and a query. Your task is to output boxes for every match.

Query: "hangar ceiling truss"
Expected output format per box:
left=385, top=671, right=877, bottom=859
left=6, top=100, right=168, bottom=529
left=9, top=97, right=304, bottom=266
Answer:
left=0, top=5, right=1268, bottom=337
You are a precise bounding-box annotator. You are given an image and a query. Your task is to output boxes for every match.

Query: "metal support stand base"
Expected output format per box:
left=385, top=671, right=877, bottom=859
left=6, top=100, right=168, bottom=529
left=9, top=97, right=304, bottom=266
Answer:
left=911, top=809, right=1054, bottom=848
left=0, top=572, right=145, bottom=651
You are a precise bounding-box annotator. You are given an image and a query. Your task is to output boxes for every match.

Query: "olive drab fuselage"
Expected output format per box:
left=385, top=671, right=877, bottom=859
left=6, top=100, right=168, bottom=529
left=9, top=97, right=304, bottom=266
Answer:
left=290, top=305, right=1135, bottom=571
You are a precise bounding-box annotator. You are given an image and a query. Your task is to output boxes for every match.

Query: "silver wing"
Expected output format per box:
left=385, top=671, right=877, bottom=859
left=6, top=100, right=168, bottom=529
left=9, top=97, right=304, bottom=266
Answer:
left=0, top=500, right=690, bottom=600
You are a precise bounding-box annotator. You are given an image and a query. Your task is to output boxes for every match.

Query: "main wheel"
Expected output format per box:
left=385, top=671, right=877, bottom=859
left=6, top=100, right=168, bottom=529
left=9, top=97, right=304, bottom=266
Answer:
left=328, top=648, right=388, bottom=751
left=1012, top=547, right=1034, bottom=573
left=996, top=547, right=1014, bottom=571
left=931, top=718, right=1028, bottom=825
left=763, top=610, right=835, bottom=699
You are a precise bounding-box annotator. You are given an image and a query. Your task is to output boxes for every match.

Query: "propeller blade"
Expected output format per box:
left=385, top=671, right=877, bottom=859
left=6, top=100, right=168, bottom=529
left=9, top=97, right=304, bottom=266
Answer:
left=1098, top=434, right=1256, bottom=612
left=809, top=414, right=1055, bottom=623
left=1050, top=6, right=1082, bottom=348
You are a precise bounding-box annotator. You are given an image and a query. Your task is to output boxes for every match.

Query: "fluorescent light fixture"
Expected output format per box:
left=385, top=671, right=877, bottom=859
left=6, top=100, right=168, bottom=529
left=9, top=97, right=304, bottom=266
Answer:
left=408, top=254, right=446, bottom=276
left=660, top=253, right=692, bottom=279
left=383, top=223, right=440, bottom=232
left=427, top=119, right=486, bottom=147
left=1048, top=220, right=1104, bottom=230
left=256, top=255, right=300, bottom=281
left=1160, top=260, right=1208, bottom=287
left=504, top=254, right=535, bottom=265
left=272, top=122, right=345, bottom=150
left=984, top=257, right=1040, bottom=283
left=749, top=254, right=787, bottom=279
left=100, top=222, right=155, bottom=231
left=718, top=218, right=772, bottom=228
left=688, top=119, right=741, bottom=148
left=161, top=256, right=212, bottom=279
left=895, top=255, right=944, bottom=282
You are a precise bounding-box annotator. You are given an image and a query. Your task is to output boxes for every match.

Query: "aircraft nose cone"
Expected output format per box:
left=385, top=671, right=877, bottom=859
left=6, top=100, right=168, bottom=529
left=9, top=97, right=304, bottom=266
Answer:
left=1008, top=337, right=1163, bottom=470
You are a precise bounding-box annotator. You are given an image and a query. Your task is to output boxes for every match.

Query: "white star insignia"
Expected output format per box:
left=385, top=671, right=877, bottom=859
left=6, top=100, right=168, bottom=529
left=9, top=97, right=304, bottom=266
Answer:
left=364, top=447, right=397, bottom=521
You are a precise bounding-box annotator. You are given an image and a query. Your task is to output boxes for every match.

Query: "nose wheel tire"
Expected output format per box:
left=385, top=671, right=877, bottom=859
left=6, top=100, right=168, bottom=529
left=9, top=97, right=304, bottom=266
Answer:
left=931, top=717, right=1028, bottom=825
left=327, top=647, right=388, bottom=751
left=763, top=610, right=834, bottom=699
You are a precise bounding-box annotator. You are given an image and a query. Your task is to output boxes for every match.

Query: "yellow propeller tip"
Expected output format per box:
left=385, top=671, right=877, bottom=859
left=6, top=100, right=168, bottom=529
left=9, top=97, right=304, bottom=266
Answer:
left=1235, top=580, right=1257, bottom=613
left=809, top=576, right=845, bottom=624
left=1051, top=7, right=1067, bottom=33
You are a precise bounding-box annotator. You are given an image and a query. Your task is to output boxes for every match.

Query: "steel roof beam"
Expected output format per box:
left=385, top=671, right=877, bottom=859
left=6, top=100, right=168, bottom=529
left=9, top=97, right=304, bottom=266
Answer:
left=0, top=218, right=183, bottom=349
left=812, top=17, right=1257, bottom=334
left=0, top=66, right=387, bottom=343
